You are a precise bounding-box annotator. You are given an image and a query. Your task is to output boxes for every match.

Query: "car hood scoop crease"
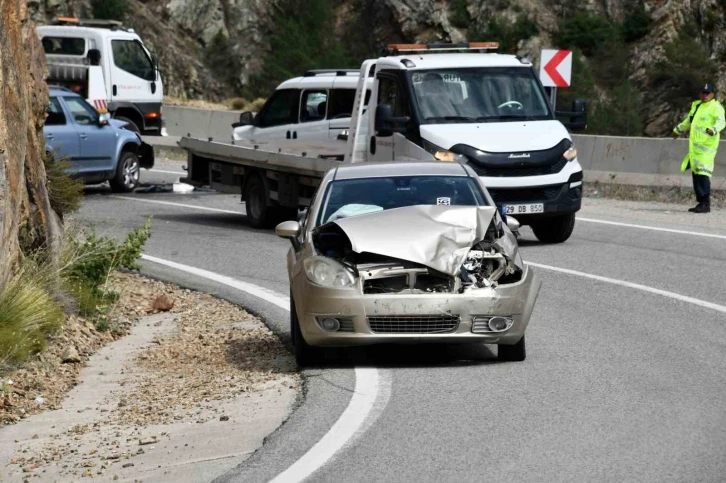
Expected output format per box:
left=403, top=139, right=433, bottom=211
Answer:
left=328, top=205, right=499, bottom=277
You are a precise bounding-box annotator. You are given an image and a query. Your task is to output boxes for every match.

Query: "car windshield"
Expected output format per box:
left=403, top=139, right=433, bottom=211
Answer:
left=317, top=175, right=487, bottom=225
left=411, top=67, right=552, bottom=123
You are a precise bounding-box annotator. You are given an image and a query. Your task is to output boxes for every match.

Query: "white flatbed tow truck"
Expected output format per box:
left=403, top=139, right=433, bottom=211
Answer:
left=180, top=42, right=588, bottom=242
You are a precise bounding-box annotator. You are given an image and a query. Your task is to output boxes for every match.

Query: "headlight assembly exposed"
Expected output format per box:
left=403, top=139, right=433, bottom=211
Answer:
left=304, top=256, right=355, bottom=288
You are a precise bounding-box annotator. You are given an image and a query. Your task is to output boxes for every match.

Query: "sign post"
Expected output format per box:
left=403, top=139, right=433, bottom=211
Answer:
left=539, top=49, right=572, bottom=110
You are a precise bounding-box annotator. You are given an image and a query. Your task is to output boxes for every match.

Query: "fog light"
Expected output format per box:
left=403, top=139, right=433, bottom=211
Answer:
left=488, top=317, right=512, bottom=332
left=320, top=317, right=341, bottom=332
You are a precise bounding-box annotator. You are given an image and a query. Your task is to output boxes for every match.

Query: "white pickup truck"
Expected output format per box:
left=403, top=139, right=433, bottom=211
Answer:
left=180, top=42, right=587, bottom=243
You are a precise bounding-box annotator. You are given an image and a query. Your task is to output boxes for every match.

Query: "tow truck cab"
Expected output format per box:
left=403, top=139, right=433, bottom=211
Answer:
left=38, top=17, right=164, bottom=135
left=356, top=42, right=587, bottom=243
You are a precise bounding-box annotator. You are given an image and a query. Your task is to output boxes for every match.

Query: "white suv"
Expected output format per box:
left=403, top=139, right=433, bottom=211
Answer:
left=232, top=69, right=373, bottom=144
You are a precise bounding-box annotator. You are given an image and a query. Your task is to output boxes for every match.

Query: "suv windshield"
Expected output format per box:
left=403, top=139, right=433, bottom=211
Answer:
left=317, top=175, right=487, bottom=225
left=411, top=67, right=552, bottom=123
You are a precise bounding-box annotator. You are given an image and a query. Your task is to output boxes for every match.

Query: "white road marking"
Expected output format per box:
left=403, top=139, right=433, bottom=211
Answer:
left=109, top=196, right=244, bottom=215
left=529, top=262, right=726, bottom=315
left=577, top=217, right=726, bottom=241
left=149, top=169, right=185, bottom=175
left=139, top=254, right=385, bottom=483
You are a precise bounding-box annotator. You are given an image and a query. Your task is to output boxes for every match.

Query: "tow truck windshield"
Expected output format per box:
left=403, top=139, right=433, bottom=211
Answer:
left=411, top=67, right=553, bottom=123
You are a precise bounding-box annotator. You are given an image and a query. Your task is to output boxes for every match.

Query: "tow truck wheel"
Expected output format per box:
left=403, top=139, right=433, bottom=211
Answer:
left=531, top=213, right=575, bottom=244
left=290, top=293, right=322, bottom=367
left=115, top=116, right=141, bottom=134
left=244, top=175, right=269, bottom=228
left=498, top=335, right=526, bottom=362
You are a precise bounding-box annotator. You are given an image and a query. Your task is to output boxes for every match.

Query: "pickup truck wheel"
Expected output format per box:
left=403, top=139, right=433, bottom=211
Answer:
left=290, top=293, right=322, bottom=367
left=531, top=213, right=575, bottom=244
left=110, top=151, right=140, bottom=193
left=244, top=175, right=269, bottom=228
left=498, top=335, right=526, bottom=362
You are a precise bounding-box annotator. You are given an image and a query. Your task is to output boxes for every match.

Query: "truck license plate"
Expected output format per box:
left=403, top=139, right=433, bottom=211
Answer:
left=502, top=203, right=544, bottom=215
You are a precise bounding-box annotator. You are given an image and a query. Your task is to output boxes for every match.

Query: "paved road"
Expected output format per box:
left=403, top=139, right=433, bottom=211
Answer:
left=76, top=161, right=726, bottom=483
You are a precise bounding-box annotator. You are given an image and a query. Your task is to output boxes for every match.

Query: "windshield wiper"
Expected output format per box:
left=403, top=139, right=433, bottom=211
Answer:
left=425, top=116, right=477, bottom=122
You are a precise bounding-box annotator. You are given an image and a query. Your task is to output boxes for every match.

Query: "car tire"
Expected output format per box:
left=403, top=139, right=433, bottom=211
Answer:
left=498, top=335, right=526, bottom=362
left=110, top=151, right=140, bottom=193
left=115, top=116, right=141, bottom=134
left=290, top=293, right=323, bottom=367
left=531, top=213, right=575, bottom=244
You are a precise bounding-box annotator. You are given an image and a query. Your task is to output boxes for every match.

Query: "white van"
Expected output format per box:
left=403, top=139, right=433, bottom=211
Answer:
left=38, top=17, right=165, bottom=135
left=232, top=69, right=374, bottom=144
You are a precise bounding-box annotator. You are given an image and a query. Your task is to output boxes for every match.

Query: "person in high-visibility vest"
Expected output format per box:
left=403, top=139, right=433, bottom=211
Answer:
left=672, top=83, right=726, bottom=213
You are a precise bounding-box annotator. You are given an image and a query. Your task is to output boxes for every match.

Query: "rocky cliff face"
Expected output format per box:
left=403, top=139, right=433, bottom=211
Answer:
left=0, top=0, right=62, bottom=291
left=30, top=0, right=726, bottom=136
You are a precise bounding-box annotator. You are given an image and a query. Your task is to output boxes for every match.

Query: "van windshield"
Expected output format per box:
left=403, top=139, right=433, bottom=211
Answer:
left=410, top=67, right=553, bottom=123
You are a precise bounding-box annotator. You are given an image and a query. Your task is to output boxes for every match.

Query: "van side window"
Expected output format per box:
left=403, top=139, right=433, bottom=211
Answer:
left=329, top=89, right=372, bottom=119
left=111, top=40, right=155, bottom=81
left=300, top=90, right=327, bottom=123
left=258, top=89, right=300, bottom=127
left=377, top=77, right=409, bottom=117
left=46, top=98, right=67, bottom=126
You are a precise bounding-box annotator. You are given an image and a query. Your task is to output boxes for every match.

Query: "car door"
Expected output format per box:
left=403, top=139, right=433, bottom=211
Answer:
left=108, top=37, right=157, bottom=106
left=246, top=89, right=301, bottom=144
left=44, top=96, right=81, bottom=168
left=61, top=96, right=117, bottom=172
left=369, top=75, right=408, bottom=161
left=296, top=89, right=329, bottom=142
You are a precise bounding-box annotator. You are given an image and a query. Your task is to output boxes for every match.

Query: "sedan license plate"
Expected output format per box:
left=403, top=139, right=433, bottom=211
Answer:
left=502, top=203, right=544, bottom=215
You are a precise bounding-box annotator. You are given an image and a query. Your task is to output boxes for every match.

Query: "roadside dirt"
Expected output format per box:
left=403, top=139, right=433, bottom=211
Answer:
left=0, top=272, right=301, bottom=482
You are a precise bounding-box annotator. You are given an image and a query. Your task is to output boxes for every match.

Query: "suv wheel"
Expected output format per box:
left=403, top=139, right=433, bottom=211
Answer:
left=532, top=214, right=576, bottom=244
left=110, top=151, right=140, bottom=193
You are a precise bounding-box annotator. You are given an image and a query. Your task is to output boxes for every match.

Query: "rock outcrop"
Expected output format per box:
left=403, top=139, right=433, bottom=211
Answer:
left=0, top=0, right=62, bottom=292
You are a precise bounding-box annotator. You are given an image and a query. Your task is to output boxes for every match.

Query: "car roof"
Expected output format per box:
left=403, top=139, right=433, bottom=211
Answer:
left=48, top=87, right=80, bottom=97
left=277, top=73, right=371, bottom=90
left=377, top=53, right=530, bottom=70
left=332, top=161, right=471, bottom=180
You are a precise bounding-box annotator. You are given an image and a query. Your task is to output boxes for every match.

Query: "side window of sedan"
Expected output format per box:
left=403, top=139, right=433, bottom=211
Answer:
left=63, top=97, right=99, bottom=126
left=46, top=98, right=67, bottom=125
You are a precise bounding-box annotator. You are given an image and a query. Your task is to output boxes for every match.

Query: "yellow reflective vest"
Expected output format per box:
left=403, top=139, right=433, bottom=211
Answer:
left=674, top=99, right=726, bottom=177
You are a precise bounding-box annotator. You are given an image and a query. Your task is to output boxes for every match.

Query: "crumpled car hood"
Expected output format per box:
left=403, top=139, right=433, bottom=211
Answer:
left=330, top=205, right=510, bottom=276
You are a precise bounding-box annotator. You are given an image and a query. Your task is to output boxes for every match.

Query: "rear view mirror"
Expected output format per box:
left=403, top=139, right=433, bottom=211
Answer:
left=233, top=111, right=255, bottom=128
left=87, top=48, right=101, bottom=66
left=374, top=103, right=409, bottom=137
left=98, top=113, right=110, bottom=127
left=506, top=216, right=521, bottom=233
left=275, top=220, right=301, bottom=239
left=556, top=98, right=587, bottom=132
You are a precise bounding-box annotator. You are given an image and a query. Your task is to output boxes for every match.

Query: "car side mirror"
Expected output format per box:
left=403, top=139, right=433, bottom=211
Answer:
left=87, top=48, right=101, bottom=65
left=98, top=113, right=110, bottom=127
left=276, top=220, right=301, bottom=239
left=556, top=98, right=587, bottom=132
left=232, top=111, right=255, bottom=129
left=375, top=103, right=409, bottom=137
left=506, top=216, right=521, bottom=233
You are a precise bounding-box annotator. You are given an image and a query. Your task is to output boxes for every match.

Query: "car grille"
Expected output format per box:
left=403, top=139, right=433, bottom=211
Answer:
left=471, top=158, right=568, bottom=178
left=367, top=315, right=460, bottom=334
left=488, top=185, right=562, bottom=204
left=338, top=318, right=355, bottom=332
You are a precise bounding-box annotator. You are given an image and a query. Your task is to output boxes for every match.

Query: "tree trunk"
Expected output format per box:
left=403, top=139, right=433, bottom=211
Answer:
left=0, top=0, right=62, bottom=292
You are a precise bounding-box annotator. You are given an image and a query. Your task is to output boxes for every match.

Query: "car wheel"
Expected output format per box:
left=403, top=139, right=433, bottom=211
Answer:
left=531, top=214, right=575, bottom=244
left=498, top=335, right=526, bottom=362
left=290, top=293, right=322, bottom=367
left=110, top=151, right=140, bottom=193
left=115, top=116, right=141, bottom=134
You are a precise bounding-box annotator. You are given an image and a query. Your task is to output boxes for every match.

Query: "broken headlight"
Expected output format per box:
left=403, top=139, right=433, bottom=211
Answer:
left=304, top=256, right=355, bottom=288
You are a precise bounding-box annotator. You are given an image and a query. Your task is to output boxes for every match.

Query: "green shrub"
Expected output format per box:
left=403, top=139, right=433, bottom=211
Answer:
left=91, top=0, right=128, bottom=20
left=228, top=98, right=249, bottom=111
left=450, top=0, right=471, bottom=29
left=469, top=13, right=538, bottom=53
left=555, top=12, right=619, bottom=56
left=205, top=29, right=243, bottom=94
left=622, top=3, right=652, bottom=43
left=42, top=151, right=83, bottom=218
left=0, top=265, right=64, bottom=366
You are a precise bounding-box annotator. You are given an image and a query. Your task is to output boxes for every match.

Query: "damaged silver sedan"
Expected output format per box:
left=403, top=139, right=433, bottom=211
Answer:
left=276, top=162, right=541, bottom=365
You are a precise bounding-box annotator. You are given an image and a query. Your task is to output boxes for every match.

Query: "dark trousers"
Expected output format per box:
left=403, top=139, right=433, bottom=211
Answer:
left=692, top=172, right=711, bottom=203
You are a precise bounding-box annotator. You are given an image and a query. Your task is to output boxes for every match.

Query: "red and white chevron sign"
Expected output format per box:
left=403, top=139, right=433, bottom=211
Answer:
left=539, top=49, right=572, bottom=88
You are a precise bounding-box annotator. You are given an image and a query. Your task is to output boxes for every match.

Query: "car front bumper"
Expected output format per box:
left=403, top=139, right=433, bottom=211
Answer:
left=293, top=264, right=541, bottom=347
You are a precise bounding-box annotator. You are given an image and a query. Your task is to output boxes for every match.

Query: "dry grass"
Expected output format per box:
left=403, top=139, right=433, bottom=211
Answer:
left=584, top=181, right=726, bottom=208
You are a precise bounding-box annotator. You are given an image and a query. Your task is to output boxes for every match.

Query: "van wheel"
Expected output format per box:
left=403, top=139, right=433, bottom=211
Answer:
left=116, top=116, right=141, bottom=134
left=498, top=335, right=526, bottom=362
left=531, top=214, right=575, bottom=244
left=290, top=292, right=322, bottom=367
left=110, top=151, right=140, bottom=193
left=244, top=175, right=269, bottom=228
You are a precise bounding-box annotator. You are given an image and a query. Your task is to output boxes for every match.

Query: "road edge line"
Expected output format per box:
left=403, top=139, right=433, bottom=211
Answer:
left=139, top=254, right=383, bottom=483
left=577, top=217, right=726, bottom=240
left=110, top=196, right=244, bottom=215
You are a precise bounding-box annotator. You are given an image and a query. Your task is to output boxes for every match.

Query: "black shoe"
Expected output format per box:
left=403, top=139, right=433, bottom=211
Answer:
left=688, top=203, right=701, bottom=213
left=694, top=203, right=711, bottom=213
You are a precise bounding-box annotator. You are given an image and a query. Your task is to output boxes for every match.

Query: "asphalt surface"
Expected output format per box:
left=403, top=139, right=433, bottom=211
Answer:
left=75, top=160, right=726, bottom=483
